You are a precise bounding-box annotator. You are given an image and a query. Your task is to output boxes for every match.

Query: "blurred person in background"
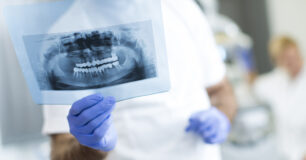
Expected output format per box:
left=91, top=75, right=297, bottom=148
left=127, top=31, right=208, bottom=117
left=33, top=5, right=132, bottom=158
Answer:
left=254, top=36, right=306, bottom=160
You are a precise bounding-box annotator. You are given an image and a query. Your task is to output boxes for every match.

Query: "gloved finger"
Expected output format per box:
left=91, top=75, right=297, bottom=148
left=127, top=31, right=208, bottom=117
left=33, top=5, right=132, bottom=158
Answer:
left=69, top=96, right=116, bottom=126
left=187, top=112, right=213, bottom=133
left=189, top=115, right=211, bottom=133
left=194, top=116, right=215, bottom=133
left=185, top=121, right=198, bottom=132
left=205, top=132, right=226, bottom=144
left=187, top=115, right=208, bottom=132
left=72, top=115, right=113, bottom=145
left=186, top=116, right=198, bottom=131
left=70, top=93, right=104, bottom=116
left=205, top=125, right=229, bottom=144
left=202, top=118, right=219, bottom=138
left=190, top=110, right=216, bottom=125
left=71, top=114, right=112, bottom=135
left=190, top=116, right=214, bottom=135
left=91, top=126, right=117, bottom=151
left=204, top=134, right=218, bottom=144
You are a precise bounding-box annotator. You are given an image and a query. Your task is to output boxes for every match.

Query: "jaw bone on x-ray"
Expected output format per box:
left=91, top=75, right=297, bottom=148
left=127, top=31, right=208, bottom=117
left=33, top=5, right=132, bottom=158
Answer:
left=25, top=22, right=157, bottom=90
left=4, top=0, right=170, bottom=104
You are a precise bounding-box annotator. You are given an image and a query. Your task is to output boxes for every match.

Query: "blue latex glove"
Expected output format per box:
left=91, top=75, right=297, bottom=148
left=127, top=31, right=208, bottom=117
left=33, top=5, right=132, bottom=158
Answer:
left=186, top=107, right=231, bottom=144
left=67, top=93, right=117, bottom=151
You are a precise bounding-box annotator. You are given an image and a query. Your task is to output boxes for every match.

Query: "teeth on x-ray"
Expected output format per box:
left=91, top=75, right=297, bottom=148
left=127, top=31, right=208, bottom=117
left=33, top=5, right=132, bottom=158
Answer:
left=72, top=55, right=120, bottom=78
left=75, top=56, right=119, bottom=68
left=73, top=61, right=120, bottom=76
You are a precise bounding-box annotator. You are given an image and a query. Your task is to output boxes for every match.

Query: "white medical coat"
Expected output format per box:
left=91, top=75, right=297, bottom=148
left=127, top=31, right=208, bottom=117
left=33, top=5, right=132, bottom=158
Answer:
left=43, top=0, right=226, bottom=159
left=254, top=67, right=306, bottom=160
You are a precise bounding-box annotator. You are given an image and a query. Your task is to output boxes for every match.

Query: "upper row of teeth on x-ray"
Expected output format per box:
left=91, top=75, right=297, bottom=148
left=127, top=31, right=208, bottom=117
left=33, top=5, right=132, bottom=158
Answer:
left=75, top=55, right=119, bottom=68
left=60, top=30, right=119, bottom=54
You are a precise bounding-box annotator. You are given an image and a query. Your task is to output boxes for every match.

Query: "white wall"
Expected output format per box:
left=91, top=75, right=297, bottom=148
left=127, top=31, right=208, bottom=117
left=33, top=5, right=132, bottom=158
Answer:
left=266, top=0, right=306, bottom=55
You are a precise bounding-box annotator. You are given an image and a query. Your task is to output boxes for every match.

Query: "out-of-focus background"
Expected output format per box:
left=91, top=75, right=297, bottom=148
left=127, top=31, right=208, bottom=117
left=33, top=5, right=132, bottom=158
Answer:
left=1, top=0, right=306, bottom=159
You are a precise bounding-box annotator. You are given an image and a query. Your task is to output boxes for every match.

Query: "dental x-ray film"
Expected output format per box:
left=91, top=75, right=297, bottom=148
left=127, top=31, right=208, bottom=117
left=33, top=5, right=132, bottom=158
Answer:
left=3, top=0, right=170, bottom=105
left=24, top=22, right=157, bottom=90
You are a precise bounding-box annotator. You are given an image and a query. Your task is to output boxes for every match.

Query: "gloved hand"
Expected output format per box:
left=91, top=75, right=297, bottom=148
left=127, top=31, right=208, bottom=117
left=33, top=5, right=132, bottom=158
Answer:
left=186, top=107, right=231, bottom=144
left=67, top=93, right=117, bottom=151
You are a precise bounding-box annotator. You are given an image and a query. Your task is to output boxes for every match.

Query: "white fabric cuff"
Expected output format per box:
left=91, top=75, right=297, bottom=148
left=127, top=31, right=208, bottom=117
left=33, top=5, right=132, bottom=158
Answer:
left=42, top=105, right=71, bottom=135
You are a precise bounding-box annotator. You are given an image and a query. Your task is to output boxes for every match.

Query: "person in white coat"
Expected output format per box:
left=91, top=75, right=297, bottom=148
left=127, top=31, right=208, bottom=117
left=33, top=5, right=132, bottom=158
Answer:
left=43, top=0, right=237, bottom=160
left=254, top=36, right=306, bottom=160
